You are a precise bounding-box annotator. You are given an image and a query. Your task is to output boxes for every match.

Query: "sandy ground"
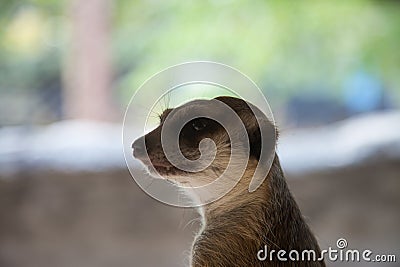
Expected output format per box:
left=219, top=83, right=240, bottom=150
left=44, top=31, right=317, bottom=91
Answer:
left=0, top=159, right=399, bottom=267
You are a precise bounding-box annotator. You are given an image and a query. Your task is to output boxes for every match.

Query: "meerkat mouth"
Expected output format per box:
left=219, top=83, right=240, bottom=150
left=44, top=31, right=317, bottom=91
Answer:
left=153, top=165, right=173, bottom=173
left=134, top=157, right=176, bottom=174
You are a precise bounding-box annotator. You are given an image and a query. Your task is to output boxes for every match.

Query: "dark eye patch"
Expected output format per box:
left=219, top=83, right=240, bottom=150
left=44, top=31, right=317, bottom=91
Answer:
left=191, top=118, right=208, bottom=131
left=179, top=117, right=223, bottom=141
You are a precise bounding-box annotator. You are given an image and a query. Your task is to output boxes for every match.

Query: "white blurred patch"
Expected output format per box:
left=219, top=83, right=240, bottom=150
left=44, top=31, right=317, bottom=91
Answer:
left=1, top=111, right=400, bottom=177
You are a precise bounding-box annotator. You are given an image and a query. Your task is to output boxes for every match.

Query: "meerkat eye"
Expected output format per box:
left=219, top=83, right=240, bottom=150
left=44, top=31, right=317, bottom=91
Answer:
left=192, top=119, right=207, bottom=131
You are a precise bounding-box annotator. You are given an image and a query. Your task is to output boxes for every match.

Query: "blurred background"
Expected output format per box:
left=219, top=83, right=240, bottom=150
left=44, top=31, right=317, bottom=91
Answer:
left=0, top=0, right=399, bottom=266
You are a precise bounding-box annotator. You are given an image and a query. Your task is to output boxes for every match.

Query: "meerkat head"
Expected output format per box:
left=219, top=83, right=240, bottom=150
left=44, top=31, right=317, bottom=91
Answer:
left=132, top=96, right=276, bottom=188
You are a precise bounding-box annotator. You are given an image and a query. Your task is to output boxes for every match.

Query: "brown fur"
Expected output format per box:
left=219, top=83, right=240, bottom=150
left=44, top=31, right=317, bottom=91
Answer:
left=191, top=156, right=325, bottom=267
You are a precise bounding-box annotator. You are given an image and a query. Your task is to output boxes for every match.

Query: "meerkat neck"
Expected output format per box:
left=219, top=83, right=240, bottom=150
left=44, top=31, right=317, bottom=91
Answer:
left=203, top=159, right=268, bottom=220
left=191, top=154, right=325, bottom=267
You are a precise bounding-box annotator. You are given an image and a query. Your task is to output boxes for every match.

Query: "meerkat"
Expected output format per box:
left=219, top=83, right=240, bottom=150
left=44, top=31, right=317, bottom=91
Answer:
left=132, top=96, right=325, bottom=267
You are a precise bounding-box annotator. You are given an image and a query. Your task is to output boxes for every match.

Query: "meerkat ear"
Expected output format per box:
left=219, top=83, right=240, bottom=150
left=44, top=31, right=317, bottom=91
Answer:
left=247, top=116, right=277, bottom=160
left=213, top=96, right=277, bottom=161
left=248, top=121, right=262, bottom=159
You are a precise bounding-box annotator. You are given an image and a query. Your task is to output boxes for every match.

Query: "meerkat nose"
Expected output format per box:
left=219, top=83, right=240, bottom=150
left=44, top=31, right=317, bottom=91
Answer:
left=132, top=138, right=146, bottom=159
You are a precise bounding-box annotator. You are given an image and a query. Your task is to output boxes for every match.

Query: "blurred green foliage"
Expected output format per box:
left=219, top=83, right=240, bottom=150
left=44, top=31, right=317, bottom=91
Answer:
left=0, top=0, right=63, bottom=91
left=1, top=0, right=400, bottom=107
